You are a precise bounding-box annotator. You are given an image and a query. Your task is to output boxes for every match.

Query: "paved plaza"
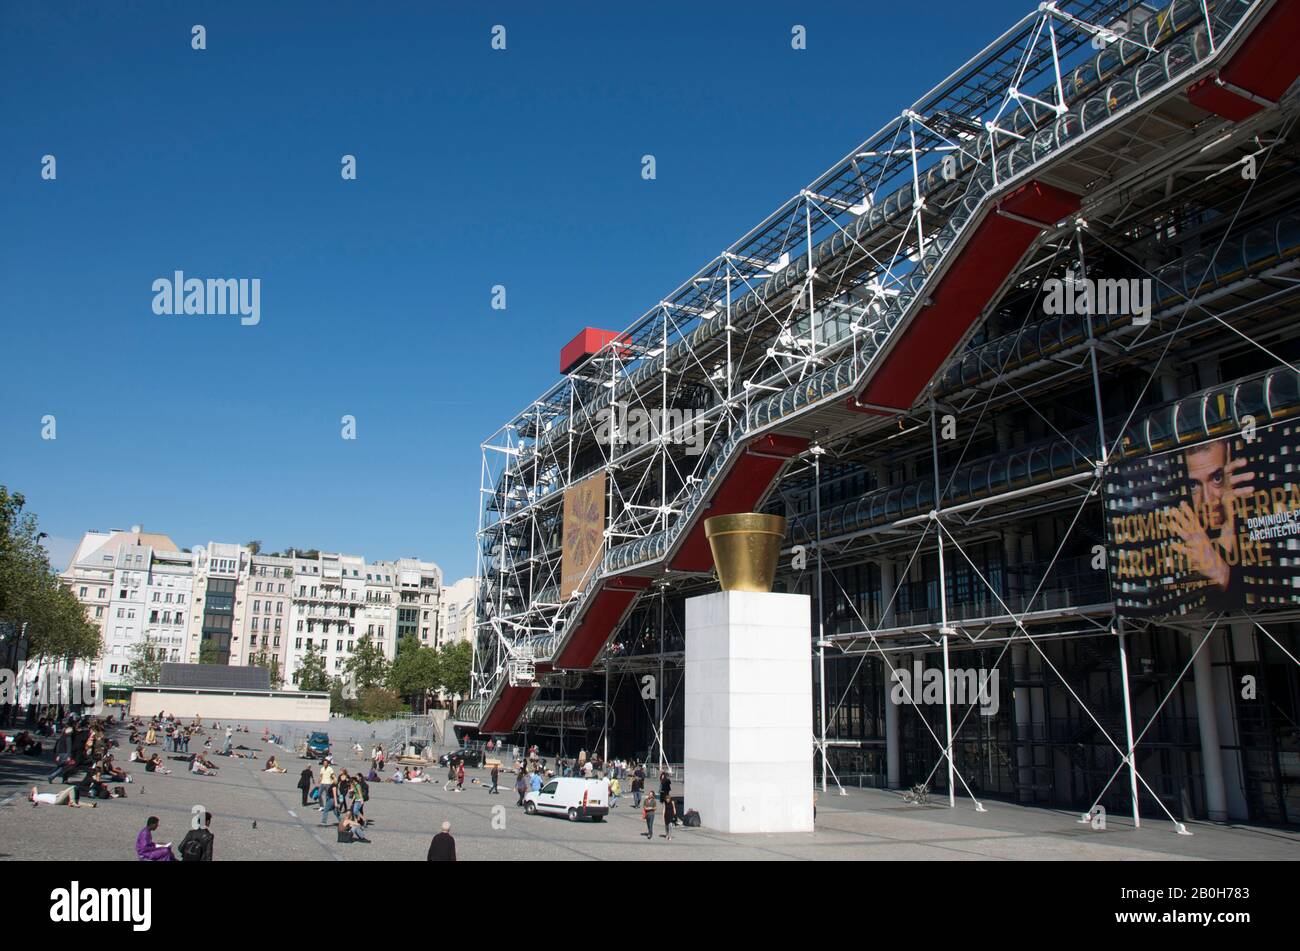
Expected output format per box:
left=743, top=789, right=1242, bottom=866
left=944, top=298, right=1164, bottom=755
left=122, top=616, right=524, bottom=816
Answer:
left=2, top=723, right=1297, bottom=861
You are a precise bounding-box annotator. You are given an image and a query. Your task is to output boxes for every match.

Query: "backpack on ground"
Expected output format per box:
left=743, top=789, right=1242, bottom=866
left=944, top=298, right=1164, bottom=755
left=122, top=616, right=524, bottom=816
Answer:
left=683, top=809, right=701, bottom=827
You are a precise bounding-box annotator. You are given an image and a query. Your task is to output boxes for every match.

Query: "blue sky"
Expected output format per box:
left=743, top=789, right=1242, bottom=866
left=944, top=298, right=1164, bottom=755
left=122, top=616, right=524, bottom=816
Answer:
left=0, top=0, right=1032, bottom=579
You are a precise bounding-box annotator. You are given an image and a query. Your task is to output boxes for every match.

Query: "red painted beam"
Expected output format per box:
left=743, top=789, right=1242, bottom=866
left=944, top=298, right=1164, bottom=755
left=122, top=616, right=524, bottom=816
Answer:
left=1186, top=76, right=1263, bottom=121
left=669, top=433, right=808, bottom=572
left=551, top=575, right=651, bottom=669
left=1188, top=0, right=1300, bottom=120
left=856, top=180, right=1080, bottom=411
left=481, top=683, right=536, bottom=733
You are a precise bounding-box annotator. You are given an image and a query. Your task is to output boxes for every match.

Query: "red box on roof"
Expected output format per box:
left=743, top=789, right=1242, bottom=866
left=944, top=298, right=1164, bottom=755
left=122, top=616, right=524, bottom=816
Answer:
left=560, top=328, right=623, bottom=375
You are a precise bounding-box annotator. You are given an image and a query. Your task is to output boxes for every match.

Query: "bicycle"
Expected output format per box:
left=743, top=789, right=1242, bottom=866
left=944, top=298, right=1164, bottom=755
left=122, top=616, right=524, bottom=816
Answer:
left=903, top=783, right=931, bottom=806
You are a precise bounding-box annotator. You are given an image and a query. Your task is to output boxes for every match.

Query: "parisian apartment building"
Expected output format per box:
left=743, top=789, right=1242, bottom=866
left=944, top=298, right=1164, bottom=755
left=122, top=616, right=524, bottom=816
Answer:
left=56, top=526, right=470, bottom=695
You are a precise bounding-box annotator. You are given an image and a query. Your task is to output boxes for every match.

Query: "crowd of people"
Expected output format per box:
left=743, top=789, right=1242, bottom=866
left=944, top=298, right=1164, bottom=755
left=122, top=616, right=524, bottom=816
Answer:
left=10, top=707, right=704, bottom=858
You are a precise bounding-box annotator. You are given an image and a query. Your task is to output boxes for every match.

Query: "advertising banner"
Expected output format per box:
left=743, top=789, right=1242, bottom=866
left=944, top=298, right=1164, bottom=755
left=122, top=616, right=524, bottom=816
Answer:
left=561, top=471, right=606, bottom=599
left=1104, top=419, right=1300, bottom=618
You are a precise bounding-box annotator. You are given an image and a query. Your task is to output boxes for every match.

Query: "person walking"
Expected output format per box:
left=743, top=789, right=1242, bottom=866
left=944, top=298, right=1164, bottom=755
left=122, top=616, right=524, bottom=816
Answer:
left=662, top=793, right=677, bottom=840
left=297, top=766, right=314, bottom=806
left=631, top=767, right=644, bottom=809
left=178, top=812, right=215, bottom=861
left=514, top=770, right=528, bottom=806
left=427, top=821, right=456, bottom=861
left=489, top=763, right=500, bottom=795
left=641, top=791, right=657, bottom=840
left=46, top=727, right=75, bottom=783
left=455, top=761, right=465, bottom=793
left=318, top=760, right=340, bottom=826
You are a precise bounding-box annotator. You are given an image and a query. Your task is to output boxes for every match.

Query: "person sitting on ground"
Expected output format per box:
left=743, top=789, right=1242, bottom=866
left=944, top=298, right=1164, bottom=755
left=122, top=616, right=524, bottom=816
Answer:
left=178, top=812, right=215, bottom=862
left=145, top=753, right=171, bottom=774
left=129, top=746, right=148, bottom=762
left=337, top=814, right=370, bottom=843
left=366, top=766, right=380, bottom=783
left=190, top=754, right=216, bottom=776
left=30, top=785, right=95, bottom=808
left=144, top=726, right=156, bottom=745
left=76, top=769, right=107, bottom=801
left=388, top=767, right=404, bottom=783
left=99, top=755, right=129, bottom=783
left=263, top=755, right=286, bottom=773
left=136, top=816, right=174, bottom=861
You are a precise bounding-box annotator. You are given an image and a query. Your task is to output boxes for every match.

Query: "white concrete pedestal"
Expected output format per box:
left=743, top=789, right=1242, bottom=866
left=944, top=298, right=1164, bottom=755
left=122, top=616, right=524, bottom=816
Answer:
left=684, top=590, right=813, bottom=833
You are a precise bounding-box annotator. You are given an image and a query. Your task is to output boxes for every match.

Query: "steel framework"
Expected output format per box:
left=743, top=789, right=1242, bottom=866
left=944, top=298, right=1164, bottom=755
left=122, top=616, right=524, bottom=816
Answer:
left=461, top=0, right=1300, bottom=828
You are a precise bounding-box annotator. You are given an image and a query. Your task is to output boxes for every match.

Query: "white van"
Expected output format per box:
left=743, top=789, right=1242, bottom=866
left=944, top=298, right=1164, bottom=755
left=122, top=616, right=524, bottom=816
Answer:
left=524, top=777, right=609, bottom=821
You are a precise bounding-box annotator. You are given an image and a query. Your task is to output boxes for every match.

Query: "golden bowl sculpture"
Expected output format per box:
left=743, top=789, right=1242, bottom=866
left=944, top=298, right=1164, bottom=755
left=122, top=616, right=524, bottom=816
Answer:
left=704, top=513, right=788, bottom=593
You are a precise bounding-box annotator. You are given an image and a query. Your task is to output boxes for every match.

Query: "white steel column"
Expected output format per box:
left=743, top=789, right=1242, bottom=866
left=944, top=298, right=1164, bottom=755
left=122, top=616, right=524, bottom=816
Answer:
left=885, top=652, right=902, bottom=789
left=814, top=446, right=828, bottom=793
left=1192, top=629, right=1228, bottom=821
left=1012, top=644, right=1033, bottom=801
left=879, top=559, right=900, bottom=788
left=1116, top=620, right=1141, bottom=829
left=931, top=404, right=955, bottom=807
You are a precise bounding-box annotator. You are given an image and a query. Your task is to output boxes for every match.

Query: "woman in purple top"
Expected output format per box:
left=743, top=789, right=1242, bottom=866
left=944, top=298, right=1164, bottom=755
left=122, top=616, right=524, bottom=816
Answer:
left=135, top=816, right=174, bottom=861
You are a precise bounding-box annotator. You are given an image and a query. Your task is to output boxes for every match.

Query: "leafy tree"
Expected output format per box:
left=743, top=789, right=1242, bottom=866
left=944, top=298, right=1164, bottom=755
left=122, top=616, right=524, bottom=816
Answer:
left=1, top=487, right=101, bottom=670
left=198, top=640, right=224, bottom=665
left=436, top=640, right=472, bottom=696
left=246, top=540, right=262, bottom=556
left=343, top=633, right=388, bottom=689
left=297, top=642, right=329, bottom=692
left=387, top=635, right=439, bottom=708
left=127, top=637, right=165, bottom=686
left=251, top=646, right=283, bottom=689
left=358, top=685, right=402, bottom=720
left=329, top=676, right=349, bottom=714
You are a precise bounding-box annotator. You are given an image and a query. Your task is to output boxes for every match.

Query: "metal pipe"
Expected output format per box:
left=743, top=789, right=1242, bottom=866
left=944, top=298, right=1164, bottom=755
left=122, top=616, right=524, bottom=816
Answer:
left=815, top=447, right=828, bottom=793
left=931, top=404, right=955, bottom=807
left=1116, top=619, right=1141, bottom=829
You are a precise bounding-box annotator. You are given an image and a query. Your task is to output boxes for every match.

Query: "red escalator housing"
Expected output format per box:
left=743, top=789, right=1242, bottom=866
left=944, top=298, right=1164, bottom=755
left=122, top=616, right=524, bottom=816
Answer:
left=1187, top=0, right=1300, bottom=120
left=854, top=180, right=1081, bottom=412
left=550, top=575, right=652, bottom=670
left=668, top=433, right=808, bottom=572
left=481, top=683, right=537, bottom=734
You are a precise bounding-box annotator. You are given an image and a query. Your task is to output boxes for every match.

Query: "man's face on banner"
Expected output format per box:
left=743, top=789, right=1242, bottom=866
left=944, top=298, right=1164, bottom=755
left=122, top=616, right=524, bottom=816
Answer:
left=1186, top=440, right=1228, bottom=534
